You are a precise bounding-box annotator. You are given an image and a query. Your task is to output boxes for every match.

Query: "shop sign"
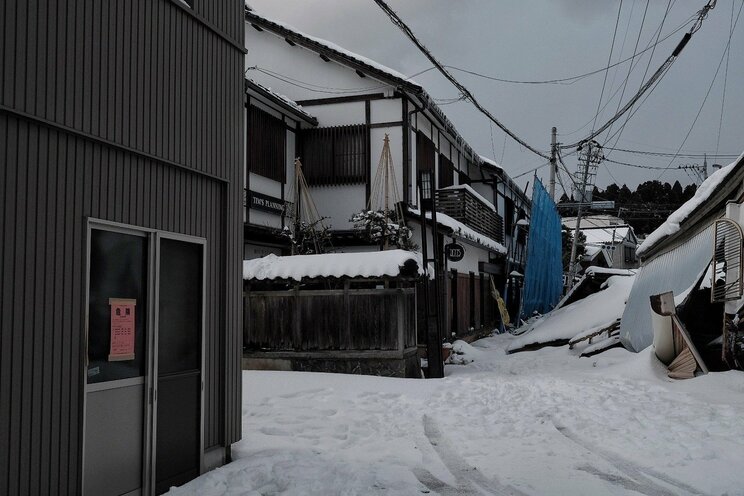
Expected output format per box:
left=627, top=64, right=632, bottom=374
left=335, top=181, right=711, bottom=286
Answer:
left=248, top=190, right=286, bottom=215
left=445, top=242, right=465, bottom=262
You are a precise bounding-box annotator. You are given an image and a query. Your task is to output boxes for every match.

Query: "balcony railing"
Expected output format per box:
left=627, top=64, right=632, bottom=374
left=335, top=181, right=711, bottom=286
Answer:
left=436, top=186, right=504, bottom=244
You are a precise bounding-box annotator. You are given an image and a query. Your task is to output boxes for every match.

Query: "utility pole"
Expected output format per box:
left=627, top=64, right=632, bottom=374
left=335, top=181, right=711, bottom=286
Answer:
left=567, top=140, right=603, bottom=290
left=549, top=127, right=557, bottom=200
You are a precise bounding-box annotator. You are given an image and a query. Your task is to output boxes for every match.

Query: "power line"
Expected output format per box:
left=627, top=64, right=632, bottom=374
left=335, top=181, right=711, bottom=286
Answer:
left=657, top=0, right=742, bottom=180
left=560, top=0, right=719, bottom=151
left=716, top=0, right=735, bottom=156
left=442, top=14, right=695, bottom=88
left=593, top=0, right=624, bottom=133
left=563, top=5, right=688, bottom=139
left=603, top=0, right=650, bottom=142
left=605, top=0, right=675, bottom=156
left=371, top=0, right=550, bottom=160
left=603, top=146, right=738, bottom=158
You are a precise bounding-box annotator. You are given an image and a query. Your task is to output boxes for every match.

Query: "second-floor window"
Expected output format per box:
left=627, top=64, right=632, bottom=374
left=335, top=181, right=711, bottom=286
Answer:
left=438, top=154, right=454, bottom=188
left=248, top=106, right=286, bottom=182
left=300, top=125, right=369, bottom=186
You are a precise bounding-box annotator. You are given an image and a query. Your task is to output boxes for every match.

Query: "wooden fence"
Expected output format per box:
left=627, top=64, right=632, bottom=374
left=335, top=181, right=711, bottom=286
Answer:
left=416, top=271, right=499, bottom=343
left=244, top=287, right=417, bottom=352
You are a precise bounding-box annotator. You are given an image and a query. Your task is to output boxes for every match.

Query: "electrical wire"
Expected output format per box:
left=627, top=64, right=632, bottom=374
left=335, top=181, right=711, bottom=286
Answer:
left=372, top=0, right=550, bottom=160
left=603, top=0, right=650, bottom=142
left=715, top=0, right=735, bottom=156
left=252, top=66, right=388, bottom=94
left=592, top=0, right=624, bottom=133
left=602, top=146, right=738, bottom=158
left=560, top=0, right=719, bottom=151
left=657, top=0, right=742, bottom=180
left=562, top=5, right=689, bottom=139
left=441, top=14, right=695, bottom=87
left=605, top=0, right=674, bottom=156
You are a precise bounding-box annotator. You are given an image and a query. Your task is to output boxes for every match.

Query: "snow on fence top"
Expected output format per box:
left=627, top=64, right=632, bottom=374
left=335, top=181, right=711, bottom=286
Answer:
left=637, top=150, right=744, bottom=257
left=243, top=250, right=424, bottom=281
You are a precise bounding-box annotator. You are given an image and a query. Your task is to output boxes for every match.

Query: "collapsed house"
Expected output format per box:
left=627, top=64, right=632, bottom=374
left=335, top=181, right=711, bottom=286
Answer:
left=620, top=151, right=744, bottom=372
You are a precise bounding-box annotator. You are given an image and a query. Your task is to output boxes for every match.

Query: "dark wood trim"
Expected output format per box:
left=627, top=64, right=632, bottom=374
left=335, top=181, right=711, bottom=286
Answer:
left=246, top=96, right=252, bottom=224
left=450, top=269, right=458, bottom=333
left=369, top=121, right=404, bottom=129
left=296, top=93, right=386, bottom=106
left=402, top=98, right=410, bottom=204
left=168, top=0, right=246, bottom=53
left=365, top=100, right=372, bottom=205
left=0, top=105, right=229, bottom=183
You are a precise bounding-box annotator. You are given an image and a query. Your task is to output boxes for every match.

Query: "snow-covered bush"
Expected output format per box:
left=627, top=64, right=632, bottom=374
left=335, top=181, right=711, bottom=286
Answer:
left=280, top=219, right=332, bottom=255
left=350, top=209, right=417, bottom=251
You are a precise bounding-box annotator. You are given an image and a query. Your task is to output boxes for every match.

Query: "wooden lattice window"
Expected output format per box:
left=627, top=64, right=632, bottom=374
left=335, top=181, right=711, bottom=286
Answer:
left=248, top=106, right=286, bottom=182
left=300, top=125, right=369, bottom=185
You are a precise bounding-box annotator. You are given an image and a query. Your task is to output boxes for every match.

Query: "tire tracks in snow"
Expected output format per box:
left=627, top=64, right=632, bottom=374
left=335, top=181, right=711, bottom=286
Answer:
left=414, top=414, right=529, bottom=496
left=552, top=421, right=710, bottom=496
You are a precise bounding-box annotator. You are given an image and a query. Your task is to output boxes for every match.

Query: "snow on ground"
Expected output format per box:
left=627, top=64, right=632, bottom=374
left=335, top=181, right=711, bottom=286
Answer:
left=507, top=275, right=635, bottom=353
left=168, top=334, right=744, bottom=496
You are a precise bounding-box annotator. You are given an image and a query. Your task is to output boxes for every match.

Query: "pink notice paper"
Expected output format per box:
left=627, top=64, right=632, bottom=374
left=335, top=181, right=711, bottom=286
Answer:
left=108, top=298, right=136, bottom=361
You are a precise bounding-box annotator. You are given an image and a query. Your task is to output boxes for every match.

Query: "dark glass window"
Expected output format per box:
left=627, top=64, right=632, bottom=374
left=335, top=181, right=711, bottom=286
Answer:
left=438, top=154, right=454, bottom=189
left=248, top=106, right=286, bottom=182
left=87, top=230, right=148, bottom=384
left=300, top=125, right=369, bottom=185
left=504, top=197, right=515, bottom=235
left=416, top=131, right=435, bottom=175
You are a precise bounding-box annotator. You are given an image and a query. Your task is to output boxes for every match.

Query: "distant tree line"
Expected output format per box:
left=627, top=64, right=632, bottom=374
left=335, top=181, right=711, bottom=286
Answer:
left=558, top=180, right=697, bottom=236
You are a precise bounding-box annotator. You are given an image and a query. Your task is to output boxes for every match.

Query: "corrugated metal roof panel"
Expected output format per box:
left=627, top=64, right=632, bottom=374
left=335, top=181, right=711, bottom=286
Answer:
left=620, top=224, right=713, bottom=351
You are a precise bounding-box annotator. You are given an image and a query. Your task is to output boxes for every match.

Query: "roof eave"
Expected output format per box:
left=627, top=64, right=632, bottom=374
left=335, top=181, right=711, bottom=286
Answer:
left=245, top=78, right=318, bottom=126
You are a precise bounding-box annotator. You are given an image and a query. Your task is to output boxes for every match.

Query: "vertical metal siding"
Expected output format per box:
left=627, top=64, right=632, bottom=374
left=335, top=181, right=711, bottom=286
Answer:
left=0, top=0, right=244, bottom=494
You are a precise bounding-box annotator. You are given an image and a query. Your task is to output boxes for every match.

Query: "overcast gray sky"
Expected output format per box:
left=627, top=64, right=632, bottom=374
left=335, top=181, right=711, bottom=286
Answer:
left=249, top=0, right=744, bottom=191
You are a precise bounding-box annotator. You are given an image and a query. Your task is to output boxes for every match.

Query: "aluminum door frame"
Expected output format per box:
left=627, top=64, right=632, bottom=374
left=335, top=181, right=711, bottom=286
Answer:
left=82, top=218, right=207, bottom=496
left=150, top=231, right=207, bottom=492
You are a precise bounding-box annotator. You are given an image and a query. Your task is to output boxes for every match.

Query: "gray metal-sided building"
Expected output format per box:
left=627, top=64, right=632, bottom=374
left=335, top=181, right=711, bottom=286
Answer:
left=1, top=1, right=245, bottom=495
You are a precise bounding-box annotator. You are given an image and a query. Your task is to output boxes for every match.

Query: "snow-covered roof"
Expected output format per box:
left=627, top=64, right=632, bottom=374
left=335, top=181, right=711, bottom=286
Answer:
left=245, top=78, right=317, bottom=125
left=507, top=274, right=635, bottom=352
left=584, top=266, right=637, bottom=277
left=245, top=9, right=421, bottom=90
left=244, top=8, right=487, bottom=167
left=580, top=226, right=631, bottom=245
left=478, top=155, right=503, bottom=171
left=243, top=250, right=423, bottom=281
left=637, top=150, right=744, bottom=257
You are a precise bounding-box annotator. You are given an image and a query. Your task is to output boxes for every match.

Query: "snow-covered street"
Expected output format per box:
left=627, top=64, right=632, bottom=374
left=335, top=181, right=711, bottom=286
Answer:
left=168, top=336, right=744, bottom=496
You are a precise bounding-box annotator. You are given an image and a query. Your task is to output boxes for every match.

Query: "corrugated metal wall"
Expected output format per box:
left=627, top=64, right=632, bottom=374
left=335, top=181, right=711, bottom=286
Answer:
left=0, top=1, right=245, bottom=494
left=620, top=225, right=714, bottom=352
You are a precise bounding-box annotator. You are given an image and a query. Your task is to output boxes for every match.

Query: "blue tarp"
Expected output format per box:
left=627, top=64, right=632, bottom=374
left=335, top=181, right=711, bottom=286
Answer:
left=520, top=179, right=563, bottom=319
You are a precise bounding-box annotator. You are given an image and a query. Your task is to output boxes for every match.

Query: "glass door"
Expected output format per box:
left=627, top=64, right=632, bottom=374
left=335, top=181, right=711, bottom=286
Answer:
left=84, top=228, right=149, bottom=496
left=153, top=237, right=204, bottom=495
